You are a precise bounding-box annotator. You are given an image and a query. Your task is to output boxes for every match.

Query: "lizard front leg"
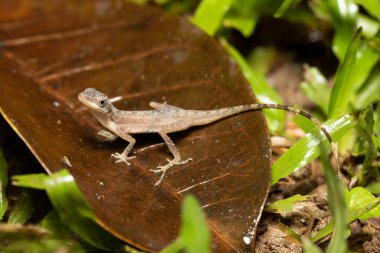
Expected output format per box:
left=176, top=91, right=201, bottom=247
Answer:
left=111, top=132, right=136, bottom=165
left=150, top=132, right=192, bottom=186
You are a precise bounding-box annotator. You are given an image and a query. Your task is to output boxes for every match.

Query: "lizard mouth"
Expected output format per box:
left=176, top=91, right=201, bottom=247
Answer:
left=78, top=92, right=88, bottom=105
left=78, top=92, right=98, bottom=110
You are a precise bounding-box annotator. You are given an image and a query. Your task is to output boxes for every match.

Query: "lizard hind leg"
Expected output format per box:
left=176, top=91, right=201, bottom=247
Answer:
left=150, top=132, right=192, bottom=186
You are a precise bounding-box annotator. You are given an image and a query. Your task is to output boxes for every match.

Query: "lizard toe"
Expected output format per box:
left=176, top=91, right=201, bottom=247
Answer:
left=111, top=152, right=135, bottom=165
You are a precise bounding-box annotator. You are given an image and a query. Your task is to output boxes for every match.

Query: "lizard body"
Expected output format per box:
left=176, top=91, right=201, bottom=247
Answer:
left=78, top=88, right=337, bottom=186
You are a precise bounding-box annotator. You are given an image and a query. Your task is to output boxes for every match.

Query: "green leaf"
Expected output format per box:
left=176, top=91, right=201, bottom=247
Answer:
left=328, top=28, right=362, bottom=118
left=12, top=170, right=122, bottom=251
left=161, top=195, right=211, bottom=253
left=369, top=36, right=380, bottom=54
left=355, top=64, right=380, bottom=109
left=160, top=239, right=184, bottom=253
left=0, top=146, right=8, bottom=220
left=274, top=0, right=302, bottom=18
left=192, top=0, right=234, bottom=36
left=223, top=12, right=258, bottom=37
left=222, top=0, right=282, bottom=37
left=266, top=194, right=310, bottom=213
left=320, top=143, right=348, bottom=253
left=357, top=14, right=380, bottom=38
left=326, top=0, right=357, bottom=60
left=354, top=0, right=380, bottom=21
left=311, top=187, right=380, bottom=242
left=347, top=187, right=380, bottom=220
left=7, top=190, right=33, bottom=224
left=375, top=106, right=380, bottom=149
left=248, top=47, right=277, bottom=75
left=358, top=106, right=376, bottom=142
left=355, top=107, right=377, bottom=184
left=293, top=114, right=318, bottom=132
left=221, top=39, right=285, bottom=132
left=39, top=211, right=85, bottom=252
left=272, top=114, right=353, bottom=185
left=350, top=42, right=379, bottom=92
left=181, top=195, right=211, bottom=253
left=0, top=223, right=84, bottom=253
left=302, top=238, right=323, bottom=253
left=300, top=66, right=331, bottom=115
left=12, top=173, right=47, bottom=190
left=40, top=211, right=72, bottom=240
left=366, top=182, right=380, bottom=194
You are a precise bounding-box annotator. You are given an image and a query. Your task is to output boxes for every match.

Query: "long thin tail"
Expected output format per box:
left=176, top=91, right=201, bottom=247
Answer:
left=196, top=104, right=340, bottom=171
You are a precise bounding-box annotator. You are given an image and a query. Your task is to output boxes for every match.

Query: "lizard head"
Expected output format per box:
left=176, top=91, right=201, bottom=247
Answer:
left=78, top=88, right=113, bottom=114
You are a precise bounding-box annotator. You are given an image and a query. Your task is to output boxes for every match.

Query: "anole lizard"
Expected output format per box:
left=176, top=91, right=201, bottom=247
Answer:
left=78, top=88, right=338, bottom=186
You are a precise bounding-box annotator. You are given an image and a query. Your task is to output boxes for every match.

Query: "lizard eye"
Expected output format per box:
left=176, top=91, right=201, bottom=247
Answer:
left=98, top=99, right=106, bottom=107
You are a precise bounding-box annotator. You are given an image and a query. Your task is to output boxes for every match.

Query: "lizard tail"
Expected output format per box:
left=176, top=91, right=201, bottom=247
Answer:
left=253, top=104, right=341, bottom=174
left=195, top=104, right=340, bottom=172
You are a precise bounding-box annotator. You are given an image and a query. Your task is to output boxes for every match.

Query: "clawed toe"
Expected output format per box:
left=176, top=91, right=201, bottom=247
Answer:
left=151, top=157, right=193, bottom=186
left=111, top=152, right=136, bottom=165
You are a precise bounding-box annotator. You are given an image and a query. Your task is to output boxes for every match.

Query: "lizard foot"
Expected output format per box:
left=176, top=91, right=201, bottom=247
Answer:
left=111, top=152, right=136, bottom=165
left=150, top=157, right=193, bottom=186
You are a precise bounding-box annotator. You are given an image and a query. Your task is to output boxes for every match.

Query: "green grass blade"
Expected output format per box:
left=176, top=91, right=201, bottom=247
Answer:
left=274, top=0, right=302, bottom=18
left=355, top=107, right=377, bottom=184
left=40, top=210, right=72, bottom=239
left=300, top=66, right=331, bottom=115
left=8, top=190, right=33, bottom=224
left=328, top=28, right=362, bottom=118
left=355, top=64, right=380, bottom=109
left=366, top=182, right=380, bottom=194
left=357, top=14, right=380, bottom=38
left=350, top=42, right=379, bottom=92
left=12, top=170, right=122, bottom=251
left=192, top=0, right=234, bottom=36
left=223, top=0, right=282, bottom=37
left=221, top=40, right=285, bottom=132
left=271, top=114, right=353, bottom=185
left=161, top=195, right=211, bottom=253
left=0, top=147, right=8, bottom=220
left=180, top=195, right=211, bottom=253
left=320, top=143, right=348, bottom=253
left=376, top=106, right=380, bottom=149
left=312, top=187, right=380, bottom=242
left=160, top=239, right=184, bottom=253
left=293, top=113, right=317, bottom=132
left=302, top=238, right=323, bottom=253
left=354, top=0, right=380, bottom=21
left=12, top=173, right=47, bottom=190
left=223, top=12, right=258, bottom=37
left=326, top=0, right=357, bottom=61
left=39, top=211, right=85, bottom=252
left=266, top=194, right=310, bottom=213
left=0, top=223, right=83, bottom=253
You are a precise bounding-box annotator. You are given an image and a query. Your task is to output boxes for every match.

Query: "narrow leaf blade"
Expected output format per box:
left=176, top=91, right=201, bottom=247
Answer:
left=12, top=170, right=122, bottom=251
left=192, top=0, right=234, bottom=36
left=328, top=28, right=362, bottom=118
left=181, top=195, right=211, bottom=253
left=320, top=143, right=348, bottom=253
left=0, top=147, right=8, bottom=220
left=7, top=190, right=33, bottom=224
left=271, top=115, right=353, bottom=185
left=274, top=0, right=302, bottom=18
left=222, top=40, right=285, bottom=132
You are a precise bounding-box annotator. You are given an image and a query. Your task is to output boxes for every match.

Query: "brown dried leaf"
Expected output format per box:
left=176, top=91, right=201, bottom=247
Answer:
left=0, top=1, right=271, bottom=252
